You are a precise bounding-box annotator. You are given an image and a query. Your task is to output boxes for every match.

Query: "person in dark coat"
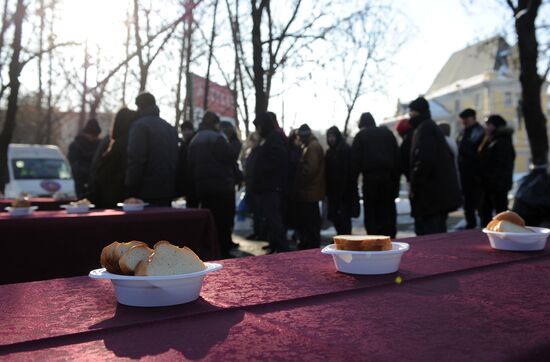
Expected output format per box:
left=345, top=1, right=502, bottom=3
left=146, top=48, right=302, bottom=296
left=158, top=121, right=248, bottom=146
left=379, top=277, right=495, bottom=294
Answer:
left=243, top=132, right=263, bottom=240
left=286, top=129, right=302, bottom=238
left=396, top=118, right=413, bottom=182
left=125, top=92, right=179, bottom=206
left=351, top=112, right=400, bottom=239
left=479, top=114, right=515, bottom=227
left=89, top=108, right=137, bottom=208
left=294, top=124, right=325, bottom=249
left=457, top=108, right=485, bottom=229
left=408, top=97, right=462, bottom=235
left=325, top=126, right=358, bottom=235
left=252, top=112, right=290, bottom=253
left=68, top=118, right=102, bottom=198
left=188, top=111, right=236, bottom=258
left=220, top=121, right=244, bottom=188
left=175, top=121, right=198, bottom=207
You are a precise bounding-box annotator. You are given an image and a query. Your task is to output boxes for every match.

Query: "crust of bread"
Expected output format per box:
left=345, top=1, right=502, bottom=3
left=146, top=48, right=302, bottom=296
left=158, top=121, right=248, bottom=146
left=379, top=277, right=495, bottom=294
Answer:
left=492, top=220, right=534, bottom=233
left=119, top=245, right=154, bottom=275
left=135, top=241, right=205, bottom=276
left=486, top=219, right=500, bottom=231
left=100, top=241, right=121, bottom=273
left=493, top=211, right=525, bottom=227
left=333, top=235, right=392, bottom=251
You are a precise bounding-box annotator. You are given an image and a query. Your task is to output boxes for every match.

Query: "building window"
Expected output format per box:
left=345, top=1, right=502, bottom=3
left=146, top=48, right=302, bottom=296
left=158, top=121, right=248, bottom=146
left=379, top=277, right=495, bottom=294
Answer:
left=505, top=92, right=513, bottom=106
left=454, top=99, right=461, bottom=113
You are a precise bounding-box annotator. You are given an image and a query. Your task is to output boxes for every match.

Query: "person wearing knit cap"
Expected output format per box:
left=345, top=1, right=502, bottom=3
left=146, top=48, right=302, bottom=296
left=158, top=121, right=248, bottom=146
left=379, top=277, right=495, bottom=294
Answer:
left=294, top=123, right=325, bottom=250
left=126, top=92, right=178, bottom=206
left=457, top=108, right=484, bottom=229
left=351, top=112, right=400, bottom=238
left=407, top=96, right=461, bottom=235
left=396, top=118, right=413, bottom=182
left=68, top=118, right=102, bottom=198
left=478, top=114, right=515, bottom=226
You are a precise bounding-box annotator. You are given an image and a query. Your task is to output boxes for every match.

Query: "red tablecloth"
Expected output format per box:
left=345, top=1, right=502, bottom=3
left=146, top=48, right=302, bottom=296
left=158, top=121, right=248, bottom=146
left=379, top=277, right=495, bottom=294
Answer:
left=0, top=207, right=220, bottom=284
left=0, top=230, right=549, bottom=361
left=0, top=197, right=71, bottom=211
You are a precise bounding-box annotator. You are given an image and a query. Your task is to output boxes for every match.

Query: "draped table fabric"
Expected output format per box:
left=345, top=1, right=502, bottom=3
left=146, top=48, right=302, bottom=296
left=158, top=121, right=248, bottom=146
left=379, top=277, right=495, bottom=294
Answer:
left=0, top=230, right=549, bottom=361
left=0, top=197, right=71, bottom=211
left=0, top=207, right=220, bottom=284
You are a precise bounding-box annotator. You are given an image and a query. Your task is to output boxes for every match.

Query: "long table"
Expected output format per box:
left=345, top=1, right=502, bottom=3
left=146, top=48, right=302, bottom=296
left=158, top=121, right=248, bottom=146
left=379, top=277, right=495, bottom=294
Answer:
left=0, top=208, right=220, bottom=284
left=0, top=230, right=548, bottom=360
left=0, top=197, right=70, bottom=211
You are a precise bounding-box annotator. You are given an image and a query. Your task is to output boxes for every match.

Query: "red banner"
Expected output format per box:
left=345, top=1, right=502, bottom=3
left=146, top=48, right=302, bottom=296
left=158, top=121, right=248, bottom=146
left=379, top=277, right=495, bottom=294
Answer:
left=192, top=74, right=236, bottom=119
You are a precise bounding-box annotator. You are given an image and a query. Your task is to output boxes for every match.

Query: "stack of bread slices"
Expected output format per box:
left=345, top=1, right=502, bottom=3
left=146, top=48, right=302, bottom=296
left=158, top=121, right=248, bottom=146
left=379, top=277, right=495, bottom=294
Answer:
left=100, top=240, right=205, bottom=276
left=333, top=235, right=392, bottom=251
left=485, top=211, right=533, bottom=233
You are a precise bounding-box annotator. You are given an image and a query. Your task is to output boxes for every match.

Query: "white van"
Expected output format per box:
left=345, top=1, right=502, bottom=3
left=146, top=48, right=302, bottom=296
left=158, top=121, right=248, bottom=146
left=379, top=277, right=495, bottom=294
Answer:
left=4, top=144, right=75, bottom=198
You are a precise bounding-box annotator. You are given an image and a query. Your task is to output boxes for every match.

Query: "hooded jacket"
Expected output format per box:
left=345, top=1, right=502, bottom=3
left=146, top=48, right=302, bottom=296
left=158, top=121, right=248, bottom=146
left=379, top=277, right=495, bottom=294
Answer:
left=409, top=113, right=462, bottom=217
left=479, top=127, right=515, bottom=192
left=125, top=107, right=179, bottom=200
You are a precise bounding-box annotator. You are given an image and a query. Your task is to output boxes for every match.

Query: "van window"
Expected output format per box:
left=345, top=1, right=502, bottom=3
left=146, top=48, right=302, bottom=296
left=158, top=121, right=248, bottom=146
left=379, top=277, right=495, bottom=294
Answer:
left=12, top=158, right=72, bottom=180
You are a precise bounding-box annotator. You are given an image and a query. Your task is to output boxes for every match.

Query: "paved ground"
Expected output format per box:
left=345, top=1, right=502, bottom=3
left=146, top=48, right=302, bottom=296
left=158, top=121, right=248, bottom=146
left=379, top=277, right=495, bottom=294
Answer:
left=230, top=209, right=467, bottom=257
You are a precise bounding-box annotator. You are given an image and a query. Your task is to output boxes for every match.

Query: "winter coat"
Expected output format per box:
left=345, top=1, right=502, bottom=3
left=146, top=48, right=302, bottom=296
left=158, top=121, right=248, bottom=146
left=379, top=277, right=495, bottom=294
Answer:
left=409, top=116, right=462, bottom=217
left=188, top=126, right=235, bottom=194
left=68, top=134, right=100, bottom=198
left=90, top=138, right=128, bottom=208
left=325, top=129, right=359, bottom=220
left=125, top=112, right=179, bottom=200
left=295, top=136, right=325, bottom=202
left=479, top=127, right=515, bottom=192
left=252, top=129, right=289, bottom=194
left=175, top=138, right=195, bottom=198
left=351, top=124, right=400, bottom=197
left=399, top=130, right=413, bottom=181
left=457, top=122, right=484, bottom=180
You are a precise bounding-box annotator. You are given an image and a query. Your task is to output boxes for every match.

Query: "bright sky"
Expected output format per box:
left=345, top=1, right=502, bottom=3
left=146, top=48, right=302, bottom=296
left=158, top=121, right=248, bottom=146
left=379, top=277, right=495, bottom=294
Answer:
left=31, top=0, right=514, bottom=135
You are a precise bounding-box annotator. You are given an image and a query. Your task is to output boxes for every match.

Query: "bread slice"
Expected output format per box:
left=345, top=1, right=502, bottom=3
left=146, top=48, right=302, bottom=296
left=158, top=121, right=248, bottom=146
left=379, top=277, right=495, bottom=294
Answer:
left=333, top=235, right=392, bottom=251
left=100, top=241, right=122, bottom=273
left=493, top=210, right=525, bottom=227
left=493, top=220, right=534, bottom=233
left=134, top=241, right=206, bottom=276
left=119, top=245, right=154, bottom=275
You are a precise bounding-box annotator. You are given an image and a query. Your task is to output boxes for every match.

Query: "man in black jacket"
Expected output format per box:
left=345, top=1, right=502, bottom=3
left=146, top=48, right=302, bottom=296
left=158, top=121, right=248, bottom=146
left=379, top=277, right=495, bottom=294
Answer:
left=457, top=108, right=484, bottom=229
left=252, top=112, right=290, bottom=253
left=188, top=111, right=236, bottom=258
left=125, top=93, right=178, bottom=206
left=325, top=126, right=358, bottom=235
left=408, top=97, right=462, bottom=235
left=351, top=112, right=400, bottom=238
left=68, top=118, right=101, bottom=198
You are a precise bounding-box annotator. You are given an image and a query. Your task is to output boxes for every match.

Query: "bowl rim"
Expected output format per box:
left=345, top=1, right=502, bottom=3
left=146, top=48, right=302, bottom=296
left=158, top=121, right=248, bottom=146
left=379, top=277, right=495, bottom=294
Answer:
left=321, top=242, right=410, bottom=256
left=61, top=204, right=95, bottom=209
left=89, top=262, right=222, bottom=281
left=5, top=206, right=38, bottom=212
left=482, top=226, right=550, bottom=236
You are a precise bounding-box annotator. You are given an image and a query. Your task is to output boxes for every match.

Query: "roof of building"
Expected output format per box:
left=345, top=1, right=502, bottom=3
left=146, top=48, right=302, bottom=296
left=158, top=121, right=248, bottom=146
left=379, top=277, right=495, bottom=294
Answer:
left=427, top=36, right=511, bottom=95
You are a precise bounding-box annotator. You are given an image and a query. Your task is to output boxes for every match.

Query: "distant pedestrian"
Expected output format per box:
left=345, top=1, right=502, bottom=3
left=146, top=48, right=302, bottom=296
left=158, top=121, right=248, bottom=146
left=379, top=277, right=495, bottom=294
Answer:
left=242, top=132, right=263, bottom=240
left=457, top=108, right=484, bottom=229
left=125, top=92, right=179, bottom=206
left=396, top=118, right=413, bottom=182
left=252, top=112, right=290, bottom=253
left=175, top=121, right=198, bottom=207
left=294, top=124, right=325, bottom=249
left=188, top=111, right=237, bottom=258
left=89, top=108, right=137, bottom=208
left=286, top=129, right=302, bottom=237
left=68, top=118, right=102, bottom=198
left=220, top=121, right=244, bottom=189
left=439, top=122, right=460, bottom=187
left=325, top=126, right=358, bottom=235
left=479, top=114, right=515, bottom=227
left=351, top=112, right=400, bottom=238
left=408, top=97, right=461, bottom=235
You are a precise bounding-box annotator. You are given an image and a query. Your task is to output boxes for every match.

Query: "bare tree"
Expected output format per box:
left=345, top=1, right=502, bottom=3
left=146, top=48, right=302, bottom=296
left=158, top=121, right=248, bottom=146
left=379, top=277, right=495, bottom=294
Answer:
left=505, top=0, right=548, bottom=167
left=203, top=0, right=220, bottom=109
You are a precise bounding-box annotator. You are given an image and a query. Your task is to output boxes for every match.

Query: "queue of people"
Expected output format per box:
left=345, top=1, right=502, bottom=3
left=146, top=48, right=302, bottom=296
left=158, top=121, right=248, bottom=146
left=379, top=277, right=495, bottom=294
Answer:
left=68, top=92, right=516, bottom=257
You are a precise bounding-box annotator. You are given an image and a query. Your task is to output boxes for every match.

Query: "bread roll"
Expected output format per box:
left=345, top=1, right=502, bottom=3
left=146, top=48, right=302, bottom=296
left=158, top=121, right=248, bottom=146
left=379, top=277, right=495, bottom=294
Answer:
left=135, top=241, right=205, bottom=276
left=333, top=235, right=392, bottom=251
left=493, top=211, right=525, bottom=227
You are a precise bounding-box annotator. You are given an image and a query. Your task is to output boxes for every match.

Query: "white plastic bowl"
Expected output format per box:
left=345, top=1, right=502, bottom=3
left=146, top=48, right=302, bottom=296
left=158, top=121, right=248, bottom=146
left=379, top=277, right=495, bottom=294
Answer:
left=89, top=262, right=223, bottom=307
left=4, top=206, right=38, bottom=217
left=321, top=242, right=410, bottom=275
left=482, top=227, right=550, bottom=251
left=117, top=202, right=148, bottom=212
left=61, top=204, right=94, bottom=214
left=171, top=199, right=187, bottom=209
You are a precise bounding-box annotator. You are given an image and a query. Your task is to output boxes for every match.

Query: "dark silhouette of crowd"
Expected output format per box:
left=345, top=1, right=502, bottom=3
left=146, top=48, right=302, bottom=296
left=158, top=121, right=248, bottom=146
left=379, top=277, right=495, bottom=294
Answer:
left=69, top=92, right=517, bottom=257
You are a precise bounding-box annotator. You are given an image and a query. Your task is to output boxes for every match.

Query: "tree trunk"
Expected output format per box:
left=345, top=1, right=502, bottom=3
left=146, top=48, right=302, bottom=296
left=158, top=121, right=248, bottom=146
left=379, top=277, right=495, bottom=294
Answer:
left=183, top=0, right=194, bottom=123
left=35, top=0, right=45, bottom=143
left=203, top=0, right=219, bottom=110
left=514, top=0, right=548, bottom=166
left=121, top=9, right=131, bottom=106
left=133, top=0, right=147, bottom=93
left=45, top=0, right=56, bottom=144
left=251, top=2, right=267, bottom=115
left=0, top=0, right=25, bottom=192
left=175, top=15, right=186, bottom=128
left=78, top=42, right=89, bottom=130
